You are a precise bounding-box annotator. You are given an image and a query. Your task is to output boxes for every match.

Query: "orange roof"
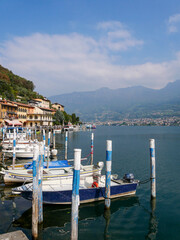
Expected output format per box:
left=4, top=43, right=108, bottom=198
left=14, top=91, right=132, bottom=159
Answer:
left=39, top=107, right=56, bottom=112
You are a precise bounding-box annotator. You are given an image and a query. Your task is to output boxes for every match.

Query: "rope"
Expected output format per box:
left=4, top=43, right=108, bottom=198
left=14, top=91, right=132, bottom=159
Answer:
left=139, top=178, right=151, bottom=185
left=99, top=187, right=106, bottom=199
left=85, top=152, right=91, bottom=158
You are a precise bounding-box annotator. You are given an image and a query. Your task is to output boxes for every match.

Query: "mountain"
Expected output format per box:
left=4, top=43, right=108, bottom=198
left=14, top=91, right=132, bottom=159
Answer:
left=49, top=80, right=180, bottom=121
left=0, top=65, right=43, bottom=102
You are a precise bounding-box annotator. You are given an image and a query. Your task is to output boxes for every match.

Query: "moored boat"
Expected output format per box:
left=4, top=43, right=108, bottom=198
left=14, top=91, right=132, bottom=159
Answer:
left=12, top=174, right=139, bottom=204
left=0, top=162, right=104, bottom=185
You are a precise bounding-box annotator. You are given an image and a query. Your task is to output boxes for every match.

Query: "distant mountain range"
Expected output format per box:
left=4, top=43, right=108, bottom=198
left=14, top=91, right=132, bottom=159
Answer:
left=49, top=80, right=180, bottom=121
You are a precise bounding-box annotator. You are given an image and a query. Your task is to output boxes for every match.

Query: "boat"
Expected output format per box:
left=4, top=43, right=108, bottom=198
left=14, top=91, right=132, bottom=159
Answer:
left=3, top=127, right=27, bottom=140
left=86, top=124, right=96, bottom=129
left=63, top=125, right=74, bottom=131
left=12, top=173, right=139, bottom=204
left=54, top=129, right=62, bottom=133
left=0, top=162, right=104, bottom=185
left=2, top=143, right=48, bottom=159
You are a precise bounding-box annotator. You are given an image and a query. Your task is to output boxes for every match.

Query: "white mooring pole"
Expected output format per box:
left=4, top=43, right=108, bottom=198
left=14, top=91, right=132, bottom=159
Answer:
left=90, top=133, right=94, bottom=165
left=12, top=129, right=16, bottom=169
left=32, top=145, right=39, bottom=239
left=71, top=149, right=81, bottom=240
left=65, top=131, right=68, bottom=160
left=150, top=139, right=156, bottom=199
left=105, top=140, right=112, bottom=209
left=38, top=144, right=43, bottom=224
left=47, top=131, right=51, bottom=168
left=53, top=129, right=55, bottom=149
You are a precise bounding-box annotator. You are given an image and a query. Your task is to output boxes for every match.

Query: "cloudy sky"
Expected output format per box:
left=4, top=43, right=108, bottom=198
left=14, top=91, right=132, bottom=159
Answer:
left=0, top=0, right=180, bottom=97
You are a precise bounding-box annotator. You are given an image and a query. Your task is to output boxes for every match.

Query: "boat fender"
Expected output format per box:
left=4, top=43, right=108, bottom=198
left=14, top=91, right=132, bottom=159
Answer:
left=92, top=182, right=99, bottom=188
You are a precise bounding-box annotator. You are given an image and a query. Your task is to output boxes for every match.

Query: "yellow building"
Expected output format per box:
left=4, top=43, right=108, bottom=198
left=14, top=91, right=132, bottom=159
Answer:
left=16, top=102, right=31, bottom=127
left=0, top=100, right=18, bottom=126
left=52, top=103, right=64, bottom=112
left=26, top=106, right=56, bottom=127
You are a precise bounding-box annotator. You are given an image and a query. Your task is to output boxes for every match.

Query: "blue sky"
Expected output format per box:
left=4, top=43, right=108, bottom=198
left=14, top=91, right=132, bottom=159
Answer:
left=0, top=0, right=180, bottom=96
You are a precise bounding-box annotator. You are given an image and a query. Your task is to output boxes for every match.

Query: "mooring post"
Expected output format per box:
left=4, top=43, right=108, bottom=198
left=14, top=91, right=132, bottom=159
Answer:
left=53, top=130, right=55, bottom=149
left=12, top=129, right=16, bottom=169
left=32, top=145, right=39, bottom=239
left=2, top=128, right=5, bottom=142
left=29, top=128, right=31, bottom=140
left=105, top=140, right=112, bottom=209
left=38, top=143, right=43, bottom=224
left=65, top=131, right=68, bottom=160
left=150, top=139, right=156, bottom=199
left=47, top=132, right=51, bottom=168
left=71, top=149, right=81, bottom=240
left=90, top=133, right=94, bottom=165
left=35, top=127, right=37, bottom=140
left=43, top=129, right=46, bottom=146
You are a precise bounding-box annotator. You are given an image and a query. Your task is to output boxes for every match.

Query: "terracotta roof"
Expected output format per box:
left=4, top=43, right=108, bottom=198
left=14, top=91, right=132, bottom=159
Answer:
left=15, top=102, right=31, bottom=107
left=39, top=107, right=56, bottom=112
left=0, top=100, right=17, bottom=107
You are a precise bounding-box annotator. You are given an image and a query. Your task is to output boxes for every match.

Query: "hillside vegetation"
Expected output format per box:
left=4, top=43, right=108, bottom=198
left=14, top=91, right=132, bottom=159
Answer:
left=0, top=65, right=43, bottom=102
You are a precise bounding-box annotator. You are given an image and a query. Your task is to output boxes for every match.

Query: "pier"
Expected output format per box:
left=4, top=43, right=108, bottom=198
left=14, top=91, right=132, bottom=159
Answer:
left=0, top=230, right=28, bottom=240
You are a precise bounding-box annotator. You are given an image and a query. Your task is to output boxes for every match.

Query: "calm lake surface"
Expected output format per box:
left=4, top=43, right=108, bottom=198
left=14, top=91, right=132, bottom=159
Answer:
left=0, top=126, right=180, bottom=240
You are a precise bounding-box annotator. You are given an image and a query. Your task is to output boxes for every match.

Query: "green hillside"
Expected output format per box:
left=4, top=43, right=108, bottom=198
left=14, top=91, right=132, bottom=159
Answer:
left=0, top=65, right=43, bottom=102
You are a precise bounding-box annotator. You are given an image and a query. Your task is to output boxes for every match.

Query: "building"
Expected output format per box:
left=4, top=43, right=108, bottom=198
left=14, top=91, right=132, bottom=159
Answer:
left=0, top=98, right=57, bottom=127
left=29, top=98, right=50, bottom=108
left=0, top=100, right=18, bottom=126
left=16, top=102, right=31, bottom=127
left=52, top=103, right=64, bottom=112
left=26, top=106, right=56, bottom=127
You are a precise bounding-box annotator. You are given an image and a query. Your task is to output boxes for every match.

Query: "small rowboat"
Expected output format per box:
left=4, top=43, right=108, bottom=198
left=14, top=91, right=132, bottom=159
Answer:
left=12, top=174, right=139, bottom=204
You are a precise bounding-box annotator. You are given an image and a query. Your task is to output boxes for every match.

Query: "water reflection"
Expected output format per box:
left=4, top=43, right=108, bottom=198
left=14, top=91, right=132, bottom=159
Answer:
left=146, top=199, right=158, bottom=240
left=103, top=208, right=111, bottom=240
left=13, top=196, right=139, bottom=230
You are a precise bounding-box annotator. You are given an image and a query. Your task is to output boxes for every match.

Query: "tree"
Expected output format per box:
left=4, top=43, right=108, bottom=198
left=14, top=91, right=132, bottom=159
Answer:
left=53, top=110, right=65, bottom=125
left=71, top=113, right=77, bottom=124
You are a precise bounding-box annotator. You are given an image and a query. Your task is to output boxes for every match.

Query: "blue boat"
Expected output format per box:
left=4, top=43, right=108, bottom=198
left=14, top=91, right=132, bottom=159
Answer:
left=13, top=174, right=139, bottom=205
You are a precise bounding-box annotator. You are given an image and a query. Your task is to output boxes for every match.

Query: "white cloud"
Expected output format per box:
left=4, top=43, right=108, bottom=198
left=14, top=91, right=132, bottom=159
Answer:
left=97, top=21, right=144, bottom=51
left=0, top=23, right=180, bottom=96
left=168, top=13, right=180, bottom=33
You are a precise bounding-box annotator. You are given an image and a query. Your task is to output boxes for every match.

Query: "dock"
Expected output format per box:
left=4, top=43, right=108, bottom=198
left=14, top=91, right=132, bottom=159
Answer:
left=0, top=230, right=28, bottom=240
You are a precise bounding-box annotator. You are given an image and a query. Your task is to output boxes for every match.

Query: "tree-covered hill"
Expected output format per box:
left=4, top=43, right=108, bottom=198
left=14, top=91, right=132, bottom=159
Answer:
left=0, top=65, right=43, bottom=102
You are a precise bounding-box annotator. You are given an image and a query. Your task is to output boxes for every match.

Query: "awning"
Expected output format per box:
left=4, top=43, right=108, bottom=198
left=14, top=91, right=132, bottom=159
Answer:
left=5, top=119, right=23, bottom=126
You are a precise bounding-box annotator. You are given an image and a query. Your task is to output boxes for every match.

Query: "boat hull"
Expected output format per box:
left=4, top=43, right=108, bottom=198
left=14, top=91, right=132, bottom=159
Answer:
left=21, top=182, right=137, bottom=204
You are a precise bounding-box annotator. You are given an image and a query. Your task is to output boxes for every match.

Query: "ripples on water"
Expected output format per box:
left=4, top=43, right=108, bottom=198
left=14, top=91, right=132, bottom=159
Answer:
left=0, top=126, right=180, bottom=239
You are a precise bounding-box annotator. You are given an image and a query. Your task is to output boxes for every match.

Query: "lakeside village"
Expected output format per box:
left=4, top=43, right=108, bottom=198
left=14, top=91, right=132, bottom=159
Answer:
left=0, top=97, right=82, bottom=130
left=99, top=116, right=180, bottom=126
left=0, top=96, right=180, bottom=129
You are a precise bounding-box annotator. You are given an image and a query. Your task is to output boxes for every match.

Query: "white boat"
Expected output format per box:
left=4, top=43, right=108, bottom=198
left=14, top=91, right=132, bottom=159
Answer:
left=13, top=173, right=139, bottom=204
left=54, top=129, right=62, bottom=133
left=63, top=125, right=74, bottom=131
left=0, top=162, right=104, bottom=185
left=2, top=143, right=48, bottom=159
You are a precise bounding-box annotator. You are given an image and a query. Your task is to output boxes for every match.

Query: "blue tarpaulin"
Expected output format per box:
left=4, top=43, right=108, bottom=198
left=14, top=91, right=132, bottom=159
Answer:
left=24, top=160, right=70, bottom=169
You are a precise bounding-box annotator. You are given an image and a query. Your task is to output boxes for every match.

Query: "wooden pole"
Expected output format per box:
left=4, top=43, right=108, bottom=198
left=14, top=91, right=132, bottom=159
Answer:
left=65, top=131, right=68, bottom=160
left=12, top=129, right=16, bottom=169
left=2, top=128, right=5, bottom=143
left=105, top=140, right=112, bottom=209
left=150, top=139, right=156, bottom=199
left=71, top=149, right=81, bottom=240
left=38, top=143, right=43, bottom=224
left=32, top=145, right=39, bottom=239
left=47, top=132, right=51, bottom=168
left=90, top=133, right=94, bottom=165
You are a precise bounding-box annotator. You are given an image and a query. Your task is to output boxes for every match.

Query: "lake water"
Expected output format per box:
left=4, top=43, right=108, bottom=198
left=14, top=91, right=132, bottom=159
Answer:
left=0, top=126, right=180, bottom=240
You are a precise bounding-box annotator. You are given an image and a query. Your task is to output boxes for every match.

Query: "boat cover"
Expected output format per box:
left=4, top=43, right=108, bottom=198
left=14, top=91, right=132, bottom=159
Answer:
left=24, top=160, right=70, bottom=169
